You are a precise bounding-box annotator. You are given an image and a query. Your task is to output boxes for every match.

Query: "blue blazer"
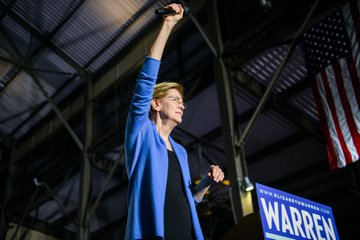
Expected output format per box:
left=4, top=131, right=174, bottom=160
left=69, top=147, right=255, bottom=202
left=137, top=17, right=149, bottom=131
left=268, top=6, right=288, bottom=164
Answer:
left=124, top=57, right=204, bottom=239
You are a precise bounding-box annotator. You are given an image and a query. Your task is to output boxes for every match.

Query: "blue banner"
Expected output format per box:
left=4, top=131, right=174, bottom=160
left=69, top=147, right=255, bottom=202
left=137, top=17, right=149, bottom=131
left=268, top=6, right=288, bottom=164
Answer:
left=256, top=183, right=339, bottom=240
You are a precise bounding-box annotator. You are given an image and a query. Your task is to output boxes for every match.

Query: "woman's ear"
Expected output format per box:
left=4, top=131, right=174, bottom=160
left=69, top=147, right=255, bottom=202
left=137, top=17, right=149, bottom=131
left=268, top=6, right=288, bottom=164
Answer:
left=151, top=99, right=160, bottom=112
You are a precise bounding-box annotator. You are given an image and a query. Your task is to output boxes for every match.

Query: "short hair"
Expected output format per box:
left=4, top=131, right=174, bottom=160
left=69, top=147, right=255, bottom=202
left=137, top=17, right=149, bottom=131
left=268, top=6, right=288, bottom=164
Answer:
left=149, top=82, right=184, bottom=117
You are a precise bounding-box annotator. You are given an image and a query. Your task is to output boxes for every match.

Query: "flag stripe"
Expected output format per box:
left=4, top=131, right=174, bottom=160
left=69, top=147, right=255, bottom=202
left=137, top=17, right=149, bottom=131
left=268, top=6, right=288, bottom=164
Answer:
left=346, top=54, right=360, bottom=111
left=321, top=68, right=353, bottom=166
left=333, top=61, right=360, bottom=164
left=346, top=0, right=360, bottom=162
left=311, top=75, right=339, bottom=168
left=344, top=55, right=360, bottom=138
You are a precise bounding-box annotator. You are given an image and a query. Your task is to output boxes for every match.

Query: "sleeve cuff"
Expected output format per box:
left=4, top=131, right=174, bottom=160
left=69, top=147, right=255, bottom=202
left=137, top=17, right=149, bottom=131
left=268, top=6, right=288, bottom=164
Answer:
left=141, top=57, right=161, bottom=77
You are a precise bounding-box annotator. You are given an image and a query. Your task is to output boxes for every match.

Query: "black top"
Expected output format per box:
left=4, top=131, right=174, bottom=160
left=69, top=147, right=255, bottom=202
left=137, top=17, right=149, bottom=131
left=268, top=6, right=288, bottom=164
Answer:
left=164, top=150, right=193, bottom=240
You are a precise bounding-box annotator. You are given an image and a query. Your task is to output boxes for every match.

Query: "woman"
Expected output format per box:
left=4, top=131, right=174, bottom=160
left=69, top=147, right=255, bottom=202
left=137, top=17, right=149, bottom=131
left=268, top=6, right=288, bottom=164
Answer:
left=125, top=4, right=224, bottom=239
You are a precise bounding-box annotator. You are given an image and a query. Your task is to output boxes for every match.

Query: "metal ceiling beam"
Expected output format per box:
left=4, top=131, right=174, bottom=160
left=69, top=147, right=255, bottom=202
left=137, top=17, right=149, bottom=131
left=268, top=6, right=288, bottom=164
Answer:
left=0, top=1, right=88, bottom=138
left=87, top=154, right=123, bottom=224
left=27, top=68, right=84, bottom=151
left=12, top=94, right=83, bottom=162
left=0, top=2, right=86, bottom=75
left=0, top=55, right=76, bottom=76
left=187, top=2, right=217, bottom=57
left=8, top=77, right=79, bottom=138
left=231, top=70, right=323, bottom=141
left=207, top=0, right=253, bottom=223
left=76, top=75, right=93, bottom=240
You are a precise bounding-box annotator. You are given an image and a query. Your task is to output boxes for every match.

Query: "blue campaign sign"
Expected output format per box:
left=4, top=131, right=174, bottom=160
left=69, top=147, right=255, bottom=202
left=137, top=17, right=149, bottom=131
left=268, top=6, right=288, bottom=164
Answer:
left=256, top=183, right=339, bottom=240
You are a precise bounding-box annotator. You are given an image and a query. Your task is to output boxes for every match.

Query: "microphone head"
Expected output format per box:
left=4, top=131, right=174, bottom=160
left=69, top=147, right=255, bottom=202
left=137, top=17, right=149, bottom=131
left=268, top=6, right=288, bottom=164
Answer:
left=155, top=6, right=190, bottom=16
left=155, top=8, right=176, bottom=15
left=183, top=6, right=190, bottom=16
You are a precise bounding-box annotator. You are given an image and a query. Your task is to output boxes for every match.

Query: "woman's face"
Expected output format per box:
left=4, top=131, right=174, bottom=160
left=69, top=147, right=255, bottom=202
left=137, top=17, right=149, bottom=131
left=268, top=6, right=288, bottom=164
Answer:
left=158, top=88, right=186, bottom=124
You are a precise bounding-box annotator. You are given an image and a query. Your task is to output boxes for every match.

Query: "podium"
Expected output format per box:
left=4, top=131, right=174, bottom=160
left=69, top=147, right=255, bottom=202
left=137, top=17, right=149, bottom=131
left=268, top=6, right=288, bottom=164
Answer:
left=220, top=212, right=263, bottom=240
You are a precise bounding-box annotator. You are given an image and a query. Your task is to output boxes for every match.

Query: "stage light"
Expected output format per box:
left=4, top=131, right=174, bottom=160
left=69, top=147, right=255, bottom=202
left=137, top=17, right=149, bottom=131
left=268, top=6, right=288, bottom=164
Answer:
left=241, top=177, right=254, bottom=192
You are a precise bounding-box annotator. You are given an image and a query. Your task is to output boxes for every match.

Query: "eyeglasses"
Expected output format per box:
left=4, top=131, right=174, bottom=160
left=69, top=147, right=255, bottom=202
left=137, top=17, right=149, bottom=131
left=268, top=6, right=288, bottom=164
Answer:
left=161, top=96, right=187, bottom=109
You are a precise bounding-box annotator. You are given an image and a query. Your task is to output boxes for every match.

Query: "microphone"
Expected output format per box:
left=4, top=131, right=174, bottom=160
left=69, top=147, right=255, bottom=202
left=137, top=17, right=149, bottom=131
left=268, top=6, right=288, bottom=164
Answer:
left=155, top=6, right=190, bottom=16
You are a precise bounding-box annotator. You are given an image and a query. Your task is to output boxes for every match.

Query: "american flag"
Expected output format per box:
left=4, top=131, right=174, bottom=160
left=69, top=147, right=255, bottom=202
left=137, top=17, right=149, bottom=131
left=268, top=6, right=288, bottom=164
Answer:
left=302, top=0, right=360, bottom=169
